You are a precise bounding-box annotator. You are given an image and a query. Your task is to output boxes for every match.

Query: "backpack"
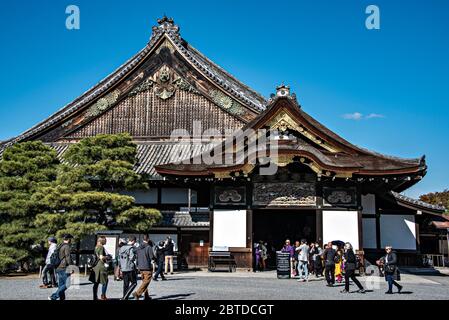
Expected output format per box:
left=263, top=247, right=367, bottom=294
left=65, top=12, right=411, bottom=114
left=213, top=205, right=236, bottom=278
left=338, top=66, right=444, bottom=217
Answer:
left=49, top=244, right=64, bottom=268
left=119, top=246, right=135, bottom=269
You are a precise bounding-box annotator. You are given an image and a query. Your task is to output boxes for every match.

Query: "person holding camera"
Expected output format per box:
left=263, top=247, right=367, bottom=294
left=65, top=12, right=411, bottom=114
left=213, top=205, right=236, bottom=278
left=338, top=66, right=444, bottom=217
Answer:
left=91, top=236, right=111, bottom=300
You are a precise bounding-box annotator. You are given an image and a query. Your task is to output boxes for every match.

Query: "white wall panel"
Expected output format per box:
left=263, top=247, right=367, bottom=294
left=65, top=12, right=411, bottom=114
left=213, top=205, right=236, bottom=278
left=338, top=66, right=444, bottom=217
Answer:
left=212, top=210, right=247, bottom=250
left=380, top=215, right=416, bottom=250
left=323, top=210, right=359, bottom=250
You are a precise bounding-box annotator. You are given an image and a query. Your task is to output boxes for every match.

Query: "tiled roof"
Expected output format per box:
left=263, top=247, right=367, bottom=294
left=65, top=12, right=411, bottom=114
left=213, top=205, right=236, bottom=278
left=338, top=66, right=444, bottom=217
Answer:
left=46, top=142, right=215, bottom=179
left=391, top=191, right=446, bottom=213
left=157, top=211, right=210, bottom=228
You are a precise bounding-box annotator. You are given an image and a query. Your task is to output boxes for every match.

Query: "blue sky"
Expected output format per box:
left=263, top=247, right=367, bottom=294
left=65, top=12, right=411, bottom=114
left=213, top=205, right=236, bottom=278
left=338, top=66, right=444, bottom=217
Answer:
left=0, top=0, right=448, bottom=198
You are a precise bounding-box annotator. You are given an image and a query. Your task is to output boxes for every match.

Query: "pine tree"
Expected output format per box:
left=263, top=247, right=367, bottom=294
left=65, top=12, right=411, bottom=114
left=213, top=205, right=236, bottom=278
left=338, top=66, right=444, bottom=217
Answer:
left=0, top=141, right=59, bottom=271
left=33, top=133, right=162, bottom=241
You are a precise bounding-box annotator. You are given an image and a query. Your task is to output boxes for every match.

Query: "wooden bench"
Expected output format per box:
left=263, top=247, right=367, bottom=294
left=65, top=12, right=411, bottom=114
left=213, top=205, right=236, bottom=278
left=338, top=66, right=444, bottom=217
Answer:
left=208, top=251, right=237, bottom=272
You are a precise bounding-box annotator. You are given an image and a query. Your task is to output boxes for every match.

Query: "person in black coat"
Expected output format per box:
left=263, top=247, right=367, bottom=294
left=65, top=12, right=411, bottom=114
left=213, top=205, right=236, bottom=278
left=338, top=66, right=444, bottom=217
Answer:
left=153, top=241, right=167, bottom=281
left=164, top=237, right=175, bottom=275
left=323, top=242, right=336, bottom=286
left=380, top=246, right=403, bottom=294
left=341, top=242, right=365, bottom=294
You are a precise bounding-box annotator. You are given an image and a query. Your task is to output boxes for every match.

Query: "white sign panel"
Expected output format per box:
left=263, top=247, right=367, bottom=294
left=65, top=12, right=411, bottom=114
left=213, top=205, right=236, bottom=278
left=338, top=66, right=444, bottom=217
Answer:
left=323, top=210, right=359, bottom=250
left=380, top=215, right=416, bottom=250
left=213, top=210, right=247, bottom=249
left=103, top=237, right=117, bottom=259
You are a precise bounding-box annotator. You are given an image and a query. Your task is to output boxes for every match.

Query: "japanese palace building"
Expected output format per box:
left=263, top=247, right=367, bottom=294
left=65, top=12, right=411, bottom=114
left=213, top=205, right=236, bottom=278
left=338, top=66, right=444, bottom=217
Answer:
left=1, top=17, right=447, bottom=268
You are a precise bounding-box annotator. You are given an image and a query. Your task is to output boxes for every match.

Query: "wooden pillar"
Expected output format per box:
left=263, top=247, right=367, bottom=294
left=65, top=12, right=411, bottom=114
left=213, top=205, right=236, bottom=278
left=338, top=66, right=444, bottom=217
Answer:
left=209, top=210, right=214, bottom=250
left=358, top=210, right=363, bottom=250
left=415, top=213, right=421, bottom=253
left=316, top=209, right=323, bottom=245
left=246, top=209, right=253, bottom=249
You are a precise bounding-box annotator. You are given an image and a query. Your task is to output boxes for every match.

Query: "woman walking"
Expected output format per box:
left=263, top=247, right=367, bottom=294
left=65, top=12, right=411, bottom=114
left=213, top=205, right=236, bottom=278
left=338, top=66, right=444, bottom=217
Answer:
left=91, top=236, right=110, bottom=300
left=341, top=242, right=365, bottom=294
left=380, top=246, right=403, bottom=294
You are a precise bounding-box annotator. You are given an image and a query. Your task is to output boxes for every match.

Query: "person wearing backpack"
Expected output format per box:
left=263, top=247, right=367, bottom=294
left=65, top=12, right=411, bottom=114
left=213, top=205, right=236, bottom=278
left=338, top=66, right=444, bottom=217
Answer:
left=39, top=237, right=57, bottom=289
left=49, top=234, right=74, bottom=300
left=133, top=235, right=155, bottom=300
left=119, top=236, right=137, bottom=300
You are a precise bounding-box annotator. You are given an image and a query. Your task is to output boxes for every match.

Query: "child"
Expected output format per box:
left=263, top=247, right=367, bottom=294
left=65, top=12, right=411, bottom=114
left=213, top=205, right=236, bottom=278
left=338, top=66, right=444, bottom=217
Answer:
left=334, top=250, right=343, bottom=283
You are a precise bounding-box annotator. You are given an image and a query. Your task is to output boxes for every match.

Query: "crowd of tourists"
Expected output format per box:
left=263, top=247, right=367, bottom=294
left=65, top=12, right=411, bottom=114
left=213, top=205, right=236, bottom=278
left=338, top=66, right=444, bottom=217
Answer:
left=40, top=233, right=176, bottom=300
left=278, top=238, right=403, bottom=294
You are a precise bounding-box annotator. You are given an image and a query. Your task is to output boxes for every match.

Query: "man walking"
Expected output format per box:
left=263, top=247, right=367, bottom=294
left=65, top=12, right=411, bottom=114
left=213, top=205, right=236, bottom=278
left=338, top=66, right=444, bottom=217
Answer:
left=133, top=235, right=155, bottom=300
left=323, top=241, right=336, bottom=287
left=40, top=237, right=57, bottom=289
left=297, top=239, right=309, bottom=282
left=49, top=234, right=74, bottom=300
left=119, top=236, right=137, bottom=300
left=153, top=241, right=167, bottom=281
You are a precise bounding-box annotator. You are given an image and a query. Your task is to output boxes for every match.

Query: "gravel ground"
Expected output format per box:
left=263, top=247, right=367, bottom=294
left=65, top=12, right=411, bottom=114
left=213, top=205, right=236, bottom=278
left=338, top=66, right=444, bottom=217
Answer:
left=0, top=270, right=448, bottom=300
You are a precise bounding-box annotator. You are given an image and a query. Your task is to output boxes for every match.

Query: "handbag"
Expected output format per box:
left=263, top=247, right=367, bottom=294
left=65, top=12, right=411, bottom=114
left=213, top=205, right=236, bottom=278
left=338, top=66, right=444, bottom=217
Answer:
left=88, top=269, right=96, bottom=283
left=385, top=264, right=396, bottom=273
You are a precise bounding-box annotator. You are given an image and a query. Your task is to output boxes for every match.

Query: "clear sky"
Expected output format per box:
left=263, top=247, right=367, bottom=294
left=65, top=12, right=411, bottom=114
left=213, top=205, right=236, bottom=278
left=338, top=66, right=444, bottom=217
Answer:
left=0, top=0, right=448, bottom=198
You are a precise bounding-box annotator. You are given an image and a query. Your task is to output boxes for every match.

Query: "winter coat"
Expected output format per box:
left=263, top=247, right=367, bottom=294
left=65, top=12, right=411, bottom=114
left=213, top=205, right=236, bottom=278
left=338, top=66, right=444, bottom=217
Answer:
left=281, top=245, right=294, bottom=258
left=384, top=251, right=401, bottom=281
left=165, top=240, right=175, bottom=256
left=56, top=243, right=73, bottom=271
left=45, top=243, right=57, bottom=265
left=136, top=242, right=155, bottom=271
left=118, top=244, right=136, bottom=272
left=92, top=245, right=109, bottom=284
left=154, top=245, right=167, bottom=263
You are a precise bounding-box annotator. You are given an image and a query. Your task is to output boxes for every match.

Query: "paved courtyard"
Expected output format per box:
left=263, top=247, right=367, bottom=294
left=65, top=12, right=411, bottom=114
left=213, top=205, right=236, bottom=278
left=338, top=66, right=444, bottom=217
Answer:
left=1, top=269, right=449, bottom=300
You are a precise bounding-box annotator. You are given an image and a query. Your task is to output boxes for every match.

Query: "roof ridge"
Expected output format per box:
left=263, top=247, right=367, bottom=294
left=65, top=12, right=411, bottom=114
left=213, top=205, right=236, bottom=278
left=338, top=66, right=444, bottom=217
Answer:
left=391, top=191, right=446, bottom=212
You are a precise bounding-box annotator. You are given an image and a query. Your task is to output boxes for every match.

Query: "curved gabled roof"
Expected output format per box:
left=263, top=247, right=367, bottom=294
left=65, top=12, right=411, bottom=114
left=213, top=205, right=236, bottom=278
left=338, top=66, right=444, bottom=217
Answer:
left=0, top=16, right=266, bottom=150
left=156, top=91, right=427, bottom=181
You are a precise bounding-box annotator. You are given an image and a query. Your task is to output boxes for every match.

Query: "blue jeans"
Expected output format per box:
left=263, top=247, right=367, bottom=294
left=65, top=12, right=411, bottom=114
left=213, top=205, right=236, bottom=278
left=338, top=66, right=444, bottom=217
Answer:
left=93, top=280, right=108, bottom=299
left=386, top=274, right=401, bottom=292
left=298, top=260, right=309, bottom=279
left=51, top=270, right=70, bottom=300
left=154, top=260, right=166, bottom=280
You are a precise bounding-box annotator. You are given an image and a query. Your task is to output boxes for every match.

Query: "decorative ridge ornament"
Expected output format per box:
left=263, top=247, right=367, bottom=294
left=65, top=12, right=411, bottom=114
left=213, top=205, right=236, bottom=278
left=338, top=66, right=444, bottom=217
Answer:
left=127, top=65, right=199, bottom=100
left=268, top=84, right=299, bottom=106
left=276, top=84, right=290, bottom=97
left=150, top=15, right=180, bottom=42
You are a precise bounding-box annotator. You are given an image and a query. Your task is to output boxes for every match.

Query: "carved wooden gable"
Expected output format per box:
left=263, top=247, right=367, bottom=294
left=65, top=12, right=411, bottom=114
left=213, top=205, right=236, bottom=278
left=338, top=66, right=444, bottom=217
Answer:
left=59, top=64, right=247, bottom=140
